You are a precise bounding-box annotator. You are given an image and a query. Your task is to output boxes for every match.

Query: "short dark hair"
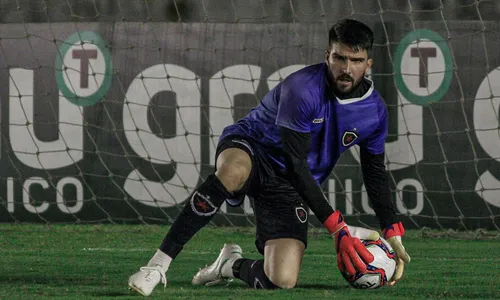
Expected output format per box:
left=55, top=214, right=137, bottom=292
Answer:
left=328, top=19, right=374, bottom=55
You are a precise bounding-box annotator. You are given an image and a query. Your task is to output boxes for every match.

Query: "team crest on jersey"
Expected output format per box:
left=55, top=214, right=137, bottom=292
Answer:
left=342, top=131, right=359, bottom=147
left=190, top=191, right=217, bottom=216
left=295, top=207, right=308, bottom=223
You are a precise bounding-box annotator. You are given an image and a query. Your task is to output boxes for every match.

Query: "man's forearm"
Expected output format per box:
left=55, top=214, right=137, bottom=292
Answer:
left=280, top=127, right=334, bottom=223
left=360, top=149, right=398, bottom=228
left=284, top=157, right=334, bottom=223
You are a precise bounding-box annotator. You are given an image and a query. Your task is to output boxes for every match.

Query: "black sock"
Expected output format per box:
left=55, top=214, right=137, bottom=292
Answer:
left=232, top=259, right=278, bottom=289
left=159, top=174, right=232, bottom=258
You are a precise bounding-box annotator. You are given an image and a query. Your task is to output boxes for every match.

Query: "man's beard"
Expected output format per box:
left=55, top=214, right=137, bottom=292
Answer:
left=335, top=74, right=355, bottom=92
left=325, top=63, right=365, bottom=96
left=334, top=73, right=363, bottom=95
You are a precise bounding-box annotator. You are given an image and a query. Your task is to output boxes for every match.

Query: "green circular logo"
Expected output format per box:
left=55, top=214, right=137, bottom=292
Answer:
left=55, top=31, right=112, bottom=106
left=394, top=29, right=452, bottom=106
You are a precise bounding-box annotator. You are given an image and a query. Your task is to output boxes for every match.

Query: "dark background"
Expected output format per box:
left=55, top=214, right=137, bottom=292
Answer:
left=0, top=1, right=499, bottom=230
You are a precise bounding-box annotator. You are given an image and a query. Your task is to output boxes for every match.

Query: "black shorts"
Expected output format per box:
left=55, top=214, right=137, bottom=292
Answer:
left=215, top=135, right=309, bottom=255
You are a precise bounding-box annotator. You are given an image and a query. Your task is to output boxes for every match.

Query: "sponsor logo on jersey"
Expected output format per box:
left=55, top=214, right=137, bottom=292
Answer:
left=342, top=131, right=359, bottom=147
left=312, top=117, right=324, bottom=123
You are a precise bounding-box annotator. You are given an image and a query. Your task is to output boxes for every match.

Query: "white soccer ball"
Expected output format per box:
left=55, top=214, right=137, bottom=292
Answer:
left=342, top=237, right=397, bottom=289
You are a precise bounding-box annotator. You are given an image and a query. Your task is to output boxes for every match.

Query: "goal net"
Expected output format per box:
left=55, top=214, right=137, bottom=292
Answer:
left=0, top=0, right=499, bottom=231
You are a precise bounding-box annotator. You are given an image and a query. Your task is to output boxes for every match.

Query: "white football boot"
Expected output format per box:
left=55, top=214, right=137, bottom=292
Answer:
left=192, top=244, right=243, bottom=286
left=128, top=266, right=167, bottom=296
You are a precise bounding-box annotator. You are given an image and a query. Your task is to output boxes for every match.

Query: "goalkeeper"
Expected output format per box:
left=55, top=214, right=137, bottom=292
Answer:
left=128, top=19, right=410, bottom=296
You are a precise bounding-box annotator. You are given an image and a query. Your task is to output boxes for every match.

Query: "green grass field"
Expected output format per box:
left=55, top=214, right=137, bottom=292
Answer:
left=0, top=225, right=499, bottom=300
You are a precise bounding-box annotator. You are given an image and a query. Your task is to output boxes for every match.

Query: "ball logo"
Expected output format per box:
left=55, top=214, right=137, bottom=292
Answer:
left=55, top=31, right=113, bottom=106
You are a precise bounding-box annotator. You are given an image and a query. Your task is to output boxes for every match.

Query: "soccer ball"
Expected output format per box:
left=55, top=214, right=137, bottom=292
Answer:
left=341, top=238, right=396, bottom=289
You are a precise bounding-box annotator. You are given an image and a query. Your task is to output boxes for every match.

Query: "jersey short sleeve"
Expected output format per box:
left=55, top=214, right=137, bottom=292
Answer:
left=275, top=81, right=317, bottom=133
left=361, top=102, right=388, bottom=155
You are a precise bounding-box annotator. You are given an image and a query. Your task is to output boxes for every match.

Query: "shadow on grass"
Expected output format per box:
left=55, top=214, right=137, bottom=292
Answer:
left=297, top=283, right=347, bottom=290
left=167, top=278, right=344, bottom=291
left=89, top=291, right=131, bottom=297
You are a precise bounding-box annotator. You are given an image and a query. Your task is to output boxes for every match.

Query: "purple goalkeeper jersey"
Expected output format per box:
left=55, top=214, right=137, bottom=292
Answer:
left=220, top=62, right=388, bottom=184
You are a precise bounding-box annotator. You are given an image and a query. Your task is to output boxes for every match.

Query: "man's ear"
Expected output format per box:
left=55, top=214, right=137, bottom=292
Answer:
left=366, top=58, right=373, bottom=71
left=325, top=49, right=330, bottom=61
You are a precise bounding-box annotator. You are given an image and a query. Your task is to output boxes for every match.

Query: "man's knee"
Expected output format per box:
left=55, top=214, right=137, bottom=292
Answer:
left=267, top=272, right=298, bottom=289
left=264, top=238, right=305, bottom=289
left=215, top=148, right=252, bottom=192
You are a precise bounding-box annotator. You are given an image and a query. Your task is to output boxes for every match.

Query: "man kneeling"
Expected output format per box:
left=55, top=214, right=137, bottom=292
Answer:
left=128, top=19, right=410, bottom=296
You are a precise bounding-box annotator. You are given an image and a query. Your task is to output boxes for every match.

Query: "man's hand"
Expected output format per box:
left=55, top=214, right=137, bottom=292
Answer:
left=324, top=211, right=374, bottom=275
left=383, top=222, right=410, bottom=285
left=347, top=225, right=380, bottom=241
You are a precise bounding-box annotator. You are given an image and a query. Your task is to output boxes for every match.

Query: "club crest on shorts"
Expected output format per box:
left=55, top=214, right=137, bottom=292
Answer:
left=342, top=131, right=359, bottom=147
left=190, top=191, right=217, bottom=216
left=295, top=207, right=308, bottom=223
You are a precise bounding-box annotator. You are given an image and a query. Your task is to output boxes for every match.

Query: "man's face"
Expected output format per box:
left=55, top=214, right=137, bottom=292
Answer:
left=325, top=42, right=373, bottom=94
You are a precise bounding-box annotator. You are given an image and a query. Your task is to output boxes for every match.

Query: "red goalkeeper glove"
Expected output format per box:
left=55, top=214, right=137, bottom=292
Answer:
left=323, top=211, right=374, bottom=275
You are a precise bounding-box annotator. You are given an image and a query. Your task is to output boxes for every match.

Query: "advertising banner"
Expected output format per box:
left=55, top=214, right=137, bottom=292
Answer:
left=0, top=22, right=499, bottom=229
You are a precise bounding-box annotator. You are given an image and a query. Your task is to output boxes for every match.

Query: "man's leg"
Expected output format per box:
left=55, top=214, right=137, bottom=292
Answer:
left=128, top=147, right=252, bottom=296
left=193, top=179, right=309, bottom=289
left=232, top=238, right=305, bottom=289
left=231, top=177, right=309, bottom=290
left=190, top=144, right=309, bottom=290
left=157, top=148, right=252, bottom=260
left=192, top=238, right=304, bottom=289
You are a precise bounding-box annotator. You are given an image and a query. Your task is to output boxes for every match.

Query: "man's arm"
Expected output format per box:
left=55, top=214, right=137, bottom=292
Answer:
left=276, top=82, right=373, bottom=274
left=279, top=127, right=334, bottom=223
left=358, top=102, right=398, bottom=228
left=360, top=102, right=410, bottom=284
left=275, top=80, right=334, bottom=222
left=280, top=128, right=380, bottom=239
left=280, top=126, right=374, bottom=274
left=359, top=149, right=398, bottom=228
